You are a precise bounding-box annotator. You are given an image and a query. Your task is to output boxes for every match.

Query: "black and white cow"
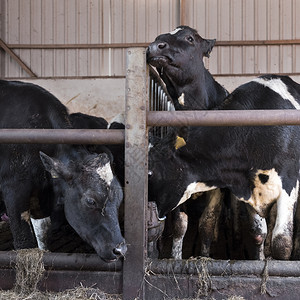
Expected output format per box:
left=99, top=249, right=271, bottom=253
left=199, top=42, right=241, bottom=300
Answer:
left=147, top=26, right=300, bottom=257
left=147, top=26, right=228, bottom=110
left=148, top=76, right=300, bottom=260
left=0, top=80, right=126, bottom=262
left=70, top=112, right=125, bottom=187
left=147, top=26, right=251, bottom=260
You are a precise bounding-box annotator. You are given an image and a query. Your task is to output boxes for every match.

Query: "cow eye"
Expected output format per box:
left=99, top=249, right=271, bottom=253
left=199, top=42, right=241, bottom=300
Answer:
left=85, top=197, right=96, bottom=208
left=186, top=36, right=194, bottom=43
left=148, top=170, right=153, bottom=177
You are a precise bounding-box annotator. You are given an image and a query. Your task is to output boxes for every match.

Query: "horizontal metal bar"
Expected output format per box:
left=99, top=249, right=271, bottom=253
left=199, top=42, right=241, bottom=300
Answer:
left=6, top=40, right=300, bottom=50
left=0, top=129, right=124, bottom=144
left=0, top=251, right=122, bottom=271
left=7, top=43, right=150, bottom=49
left=216, top=39, right=300, bottom=47
left=148, top=259, right=300, bottom=277
left=147, top=110, right=300, bottom=127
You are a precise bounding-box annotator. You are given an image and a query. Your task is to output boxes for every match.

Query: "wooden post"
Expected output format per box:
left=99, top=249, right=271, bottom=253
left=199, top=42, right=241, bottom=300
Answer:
left=123, top=48, right=148, bottom=300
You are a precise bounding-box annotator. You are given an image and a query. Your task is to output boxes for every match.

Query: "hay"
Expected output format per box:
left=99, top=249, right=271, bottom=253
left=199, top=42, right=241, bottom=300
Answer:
left=260, top=257, right=271, bottom=294
left=14, top=248, right=45, bottom=295
left=6, top=248, right=122, bottom=299
left=194, top=257, right=212, bottom=298
left=0, top=286, right=122, bottom=300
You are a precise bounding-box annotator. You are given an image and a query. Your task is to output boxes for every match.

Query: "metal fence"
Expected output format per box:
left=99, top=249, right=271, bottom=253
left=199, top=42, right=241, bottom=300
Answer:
left=1, top=48, right=300, bottom=299
left=148, top=65, right=174, bottom=139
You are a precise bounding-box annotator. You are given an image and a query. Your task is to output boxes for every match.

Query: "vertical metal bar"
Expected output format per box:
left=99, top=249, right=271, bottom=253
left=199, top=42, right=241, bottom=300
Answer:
left=123, top=47, right=148, bottom=300
left=0, top=0, right=5, bottom=77
left=180, top=0, right=186, bottom=25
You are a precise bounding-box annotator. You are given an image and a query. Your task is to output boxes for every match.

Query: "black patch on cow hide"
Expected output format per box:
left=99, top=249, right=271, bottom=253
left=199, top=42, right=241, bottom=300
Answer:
left=258, top=173, right=269, bottom=184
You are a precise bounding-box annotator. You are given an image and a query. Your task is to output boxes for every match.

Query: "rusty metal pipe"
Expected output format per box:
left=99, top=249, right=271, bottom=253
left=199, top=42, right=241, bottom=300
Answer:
left=147, top=110, right=300, bottom=127
left=0, top=251, right=122, bottom=271
left=0, top=129, right=124, bottom=144
left=148, top=259, right=300, bottom=277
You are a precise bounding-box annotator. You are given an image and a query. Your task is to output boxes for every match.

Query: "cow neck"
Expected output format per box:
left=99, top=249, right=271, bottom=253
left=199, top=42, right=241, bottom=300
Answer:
left=167, top=67, right=228, bottom=110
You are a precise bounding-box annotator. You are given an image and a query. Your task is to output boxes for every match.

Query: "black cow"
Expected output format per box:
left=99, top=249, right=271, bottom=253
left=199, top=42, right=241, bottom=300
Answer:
left=0, top=80, right=126, bottom=262
left=147, top=26, right=230, bottom=259
left=147, top=26, right=228, bottom=110
left=147, top=26, right=241, bottom=259
left=70, top=112, right=125, bottom=186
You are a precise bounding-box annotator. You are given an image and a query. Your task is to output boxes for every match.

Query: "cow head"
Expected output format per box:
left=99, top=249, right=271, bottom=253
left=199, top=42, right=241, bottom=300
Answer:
left=40, top=151, right=126, bottom=262
left=147, top=26, right=222, bottom=110
left=148, top=128, right=190, bottom=218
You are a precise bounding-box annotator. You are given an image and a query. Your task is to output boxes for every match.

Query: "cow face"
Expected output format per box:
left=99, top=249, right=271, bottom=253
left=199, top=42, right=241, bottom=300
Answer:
left=147, top=26, right=216, bottom=99
left=40, top=151, right=126, bottom=262
left=148, top=129, right=190, bottom=218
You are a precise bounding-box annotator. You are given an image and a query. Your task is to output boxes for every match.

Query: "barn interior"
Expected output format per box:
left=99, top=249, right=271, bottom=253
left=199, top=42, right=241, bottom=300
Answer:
left=1, top=1, right=300, bottom=299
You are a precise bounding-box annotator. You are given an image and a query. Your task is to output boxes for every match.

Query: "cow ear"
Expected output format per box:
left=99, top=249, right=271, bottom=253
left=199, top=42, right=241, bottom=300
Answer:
left=40, top=151, right=73, bottom=181
left=202, top=38, right=216, bottom=58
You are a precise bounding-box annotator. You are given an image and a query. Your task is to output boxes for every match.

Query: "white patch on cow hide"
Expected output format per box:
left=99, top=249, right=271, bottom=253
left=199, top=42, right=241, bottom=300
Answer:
left=21, top=210, right=31, bottom=224
left=178, top=93, right=185, bottom=106
left=31, top=217, right=51, bottom=250
left=97, top=162, right=114, bottom=186
left=273, top=180, right=299, bottom=238
left=176, top=182, right=217, bottom=208
left=252, top=77, right=300, bottom=110
left=107, top=113, right=125, bottom=128
left=240, top=168, right=282, bottom=216
left=169, top=28, right=183, bottom=35
left=171, top=211, right=188, bottom=259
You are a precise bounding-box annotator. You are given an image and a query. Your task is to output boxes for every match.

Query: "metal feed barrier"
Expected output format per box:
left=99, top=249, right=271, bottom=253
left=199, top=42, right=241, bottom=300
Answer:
left=0, top=48, right=300, bottom=299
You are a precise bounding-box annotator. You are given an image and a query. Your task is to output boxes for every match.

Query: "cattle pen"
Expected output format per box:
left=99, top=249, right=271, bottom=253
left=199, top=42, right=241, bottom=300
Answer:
left=0, top=48, right=300, bottom=299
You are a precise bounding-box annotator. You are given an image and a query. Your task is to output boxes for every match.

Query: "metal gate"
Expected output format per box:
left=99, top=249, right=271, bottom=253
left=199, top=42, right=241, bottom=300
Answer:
left=1, top=48, right=300, bottom=299
left=123, top=48, right=300, bottom=300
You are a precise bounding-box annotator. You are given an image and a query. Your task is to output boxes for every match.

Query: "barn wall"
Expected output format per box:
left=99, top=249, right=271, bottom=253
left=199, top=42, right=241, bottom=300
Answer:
left=19, top=74, right=300, bottom=121
left=19, top=78, right=125, bottom=122
left=1, top=0, right=179, bottom=78
left=183, top=0, right=300, bottom=75
left=0, top=0, right=300, bottom=78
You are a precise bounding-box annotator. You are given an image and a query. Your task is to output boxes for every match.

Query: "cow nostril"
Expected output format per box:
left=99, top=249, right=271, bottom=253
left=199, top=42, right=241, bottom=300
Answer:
left=158, top=42, right=167, bottom=49
left=113, top=247, right=122, bottom=256
left=113, top=243, right=127, bottom=257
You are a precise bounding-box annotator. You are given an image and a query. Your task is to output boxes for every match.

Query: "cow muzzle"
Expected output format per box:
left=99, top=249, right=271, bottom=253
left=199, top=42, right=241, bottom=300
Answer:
left=147, top=202, right=165, bottom=242
left=113, top=241, right=127, bottom=257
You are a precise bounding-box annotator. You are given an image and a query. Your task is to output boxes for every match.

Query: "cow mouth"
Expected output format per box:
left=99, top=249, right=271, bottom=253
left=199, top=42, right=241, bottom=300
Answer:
left=102, top=257, right=120, bottom=263
left=147, top=55, right=175, bottom=68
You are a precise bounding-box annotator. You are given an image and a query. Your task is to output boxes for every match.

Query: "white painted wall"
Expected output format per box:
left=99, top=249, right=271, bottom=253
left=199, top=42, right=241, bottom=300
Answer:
left=17, top=75, right=300, bottom=123
left=20, top=78, right=125, bottom=123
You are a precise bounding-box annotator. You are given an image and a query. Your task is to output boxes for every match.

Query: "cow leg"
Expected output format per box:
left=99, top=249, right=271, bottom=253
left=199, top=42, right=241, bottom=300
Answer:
left=245, top=205, right=267, bottom=260
left=171, top=208, right=188, bottom=259
left=2, top=186, right=36, bottom=249
left=292, top=189, right=300, bottom=259
left=30, top=217, right=51, bottom=250
left=198, top=189, right=223, bottom=257
left=271, top=182, right=299, bottom=260
left=264, top=203, right=277, bottom=258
